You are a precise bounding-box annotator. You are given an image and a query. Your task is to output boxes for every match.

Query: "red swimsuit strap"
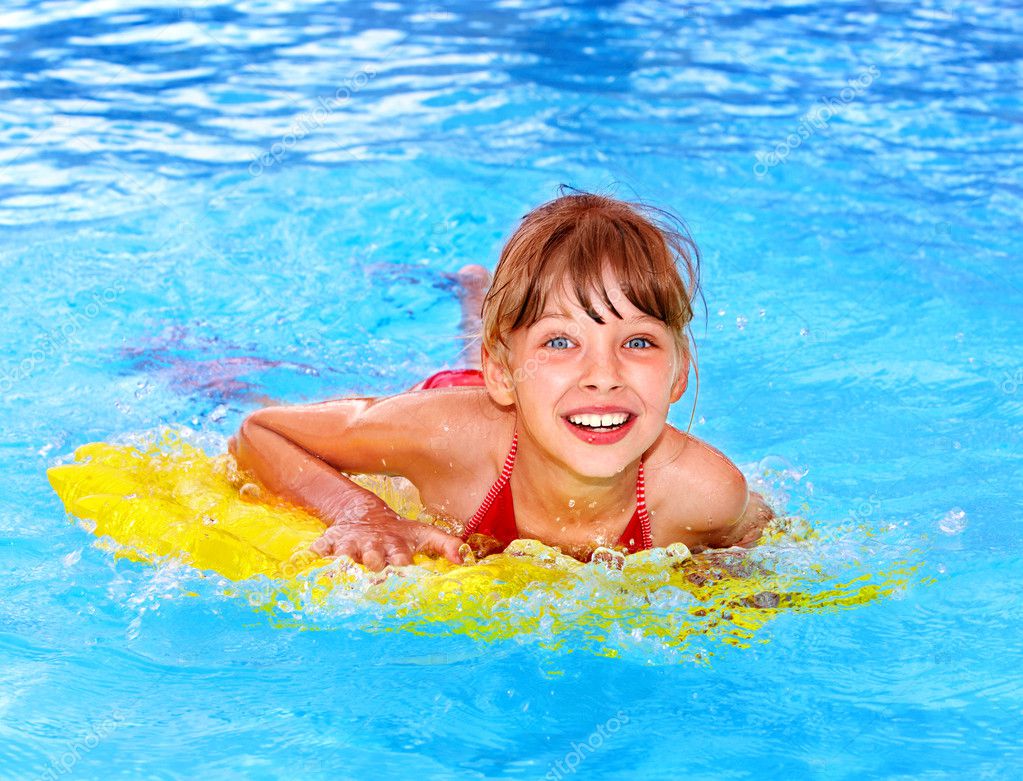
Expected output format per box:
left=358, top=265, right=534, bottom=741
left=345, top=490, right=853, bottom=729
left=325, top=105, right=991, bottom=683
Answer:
left=463, top=433, right=518, bottom=536
left=463, top=432, right=653, bottom=550
left=635, top=459, right=653, bottom=551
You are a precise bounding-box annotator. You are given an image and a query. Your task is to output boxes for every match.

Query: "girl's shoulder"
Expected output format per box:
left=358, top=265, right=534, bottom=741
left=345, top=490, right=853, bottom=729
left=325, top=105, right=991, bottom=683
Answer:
left=253, top=385, right=511, bottom=482
left=390, top=386, right=515, bottom=519
left=642, top=426, right=749, bottom=547
left=393, top=385, right=515, bottom=481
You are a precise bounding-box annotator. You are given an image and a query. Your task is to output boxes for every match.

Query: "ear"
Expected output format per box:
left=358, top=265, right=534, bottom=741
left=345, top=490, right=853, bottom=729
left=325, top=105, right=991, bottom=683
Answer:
left=669, top=350, right=690, bottom=403
left=482, top=346, right=516, bottom=407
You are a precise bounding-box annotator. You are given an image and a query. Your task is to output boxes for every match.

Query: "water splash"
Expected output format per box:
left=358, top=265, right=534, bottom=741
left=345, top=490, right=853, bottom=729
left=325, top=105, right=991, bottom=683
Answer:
left=939, top=508, right=968, bottom=535
left=48, top=430, right=922, bottom=662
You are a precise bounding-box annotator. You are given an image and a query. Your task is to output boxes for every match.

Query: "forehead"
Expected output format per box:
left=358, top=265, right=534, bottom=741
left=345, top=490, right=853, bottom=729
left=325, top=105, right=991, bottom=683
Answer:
left=537, top=280, right=662, bottom=325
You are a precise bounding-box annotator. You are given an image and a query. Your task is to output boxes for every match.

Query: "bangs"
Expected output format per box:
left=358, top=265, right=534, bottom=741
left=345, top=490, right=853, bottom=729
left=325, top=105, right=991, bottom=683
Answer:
left=483, top=191, right=701, bottom=362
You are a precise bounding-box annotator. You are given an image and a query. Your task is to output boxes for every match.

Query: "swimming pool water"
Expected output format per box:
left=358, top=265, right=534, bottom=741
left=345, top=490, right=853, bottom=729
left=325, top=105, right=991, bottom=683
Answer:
left=2, top=1, right=1022, bottom=778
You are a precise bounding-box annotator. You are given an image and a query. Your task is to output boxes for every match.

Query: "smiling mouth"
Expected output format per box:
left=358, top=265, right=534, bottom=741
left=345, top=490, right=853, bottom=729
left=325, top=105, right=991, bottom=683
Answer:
left=565, top=412, right=633, bottom=433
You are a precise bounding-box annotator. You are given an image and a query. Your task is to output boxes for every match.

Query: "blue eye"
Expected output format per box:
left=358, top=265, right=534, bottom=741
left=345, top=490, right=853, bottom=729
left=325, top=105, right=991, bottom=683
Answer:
left=545, top=336, right=572, bottom=349
left=625, top=337, right=653, bottom=349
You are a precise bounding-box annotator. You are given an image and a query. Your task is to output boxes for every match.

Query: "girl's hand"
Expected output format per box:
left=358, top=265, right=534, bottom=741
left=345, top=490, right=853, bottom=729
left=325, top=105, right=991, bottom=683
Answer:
left=309, top=507, right=464, bottom=571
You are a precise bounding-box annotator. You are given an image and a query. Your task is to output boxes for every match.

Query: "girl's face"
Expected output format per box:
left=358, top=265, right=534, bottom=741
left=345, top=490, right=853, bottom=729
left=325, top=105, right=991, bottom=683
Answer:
left=484, top=269, right=688, bottom=479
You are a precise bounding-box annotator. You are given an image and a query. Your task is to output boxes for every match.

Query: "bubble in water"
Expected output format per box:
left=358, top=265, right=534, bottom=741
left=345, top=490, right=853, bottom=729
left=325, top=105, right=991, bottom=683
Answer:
left=939, top=508, right=967, bottom=535
left=736, top=316, right=748, bottom=330
left=568, top=499, right=575, bottom=508
left=751, top=591, right=780, bottom=608
left=239, top=483, right=262, bottom=500
left=62, top=549, right=82, bottom=567
left=126, top=616, right=142, bottom=641
left=665, top=542, right=691, bottom=561
left=757, top=454, right=808, bottom=481
left=590, top=546, right=625, bottom=571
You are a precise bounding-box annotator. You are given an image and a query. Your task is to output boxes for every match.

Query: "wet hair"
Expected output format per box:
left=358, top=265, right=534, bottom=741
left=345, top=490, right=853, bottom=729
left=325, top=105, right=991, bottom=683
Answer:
left=481, top=188, right=702, bottom=371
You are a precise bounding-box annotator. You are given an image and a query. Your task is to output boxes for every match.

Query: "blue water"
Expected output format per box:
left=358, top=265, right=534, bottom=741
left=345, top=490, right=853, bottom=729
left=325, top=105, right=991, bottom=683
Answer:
left=3, top=0, right=1022, bottom=778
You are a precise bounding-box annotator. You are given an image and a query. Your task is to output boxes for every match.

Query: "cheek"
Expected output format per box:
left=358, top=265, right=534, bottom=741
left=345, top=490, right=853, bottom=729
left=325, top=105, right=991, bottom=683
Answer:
left=638, top=366, right=676, bottom=409
left=511, top=364, right=570, bottom=416
left=517, top=352, right=572, bottom=386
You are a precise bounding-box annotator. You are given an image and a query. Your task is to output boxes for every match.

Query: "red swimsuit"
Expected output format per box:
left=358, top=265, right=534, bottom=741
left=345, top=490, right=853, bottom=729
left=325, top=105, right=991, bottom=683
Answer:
left=412, top=368, right=488, bottom=391
left=462, top=433, right=653, bottom=553
left=413, top=369, right=653, bottom=553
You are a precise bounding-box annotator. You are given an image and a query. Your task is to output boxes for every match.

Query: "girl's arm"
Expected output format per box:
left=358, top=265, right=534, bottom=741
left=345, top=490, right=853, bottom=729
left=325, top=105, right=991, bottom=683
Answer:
left=239, top=394, right=446, bottom=477
left=231, top=394, right=469, bottom=570
left=653, top=431, right=775, bottom=551
left=717, top=490, right=775, bottom=548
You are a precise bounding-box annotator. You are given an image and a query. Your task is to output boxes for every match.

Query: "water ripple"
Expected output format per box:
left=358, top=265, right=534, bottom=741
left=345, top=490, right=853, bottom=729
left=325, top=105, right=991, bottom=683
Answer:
left=0, top=0, right=1019, bottom=226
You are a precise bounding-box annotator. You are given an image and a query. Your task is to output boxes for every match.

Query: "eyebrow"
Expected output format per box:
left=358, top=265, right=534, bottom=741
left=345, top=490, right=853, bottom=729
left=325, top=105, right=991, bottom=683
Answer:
left=535, top=312, right=663, bottom=325
left=621, top=313, right=662, bottom=325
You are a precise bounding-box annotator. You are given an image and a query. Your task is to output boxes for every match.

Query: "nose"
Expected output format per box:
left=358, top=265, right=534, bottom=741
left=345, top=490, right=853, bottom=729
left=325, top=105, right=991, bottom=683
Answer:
left=578, top=345, right=624, bottom=393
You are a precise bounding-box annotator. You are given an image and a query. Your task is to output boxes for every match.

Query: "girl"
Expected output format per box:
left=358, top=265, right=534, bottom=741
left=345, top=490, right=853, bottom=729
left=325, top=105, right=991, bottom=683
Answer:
left=229, top=192, right=772, bottom=571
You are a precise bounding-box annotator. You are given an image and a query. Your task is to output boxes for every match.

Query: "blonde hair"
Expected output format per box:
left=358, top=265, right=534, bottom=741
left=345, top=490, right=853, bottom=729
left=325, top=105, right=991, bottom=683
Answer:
left=481, top=190, right=701, bottom=370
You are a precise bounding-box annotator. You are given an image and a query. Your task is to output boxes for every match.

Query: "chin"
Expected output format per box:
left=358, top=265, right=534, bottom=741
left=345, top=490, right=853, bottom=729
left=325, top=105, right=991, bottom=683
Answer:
left=562, top=449, right=639, bottom=481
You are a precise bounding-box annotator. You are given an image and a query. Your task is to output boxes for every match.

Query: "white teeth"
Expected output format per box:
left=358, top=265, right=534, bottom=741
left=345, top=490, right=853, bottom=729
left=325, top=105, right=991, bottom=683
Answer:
left=568, top=412, right=629, bottom=428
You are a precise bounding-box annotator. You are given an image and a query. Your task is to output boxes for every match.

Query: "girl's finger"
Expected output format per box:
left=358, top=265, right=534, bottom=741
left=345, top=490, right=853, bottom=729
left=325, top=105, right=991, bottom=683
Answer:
left=361, top=547, right=386, bottom=571
left=415, top=527, right=464, bottom=564
left=385, top=544, right=413, bottom=567
left=309, top=534, right=334, bottom=557
left=334, top=541, right=359, bottom=562
left=310, top=525, right=349, bottom=558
